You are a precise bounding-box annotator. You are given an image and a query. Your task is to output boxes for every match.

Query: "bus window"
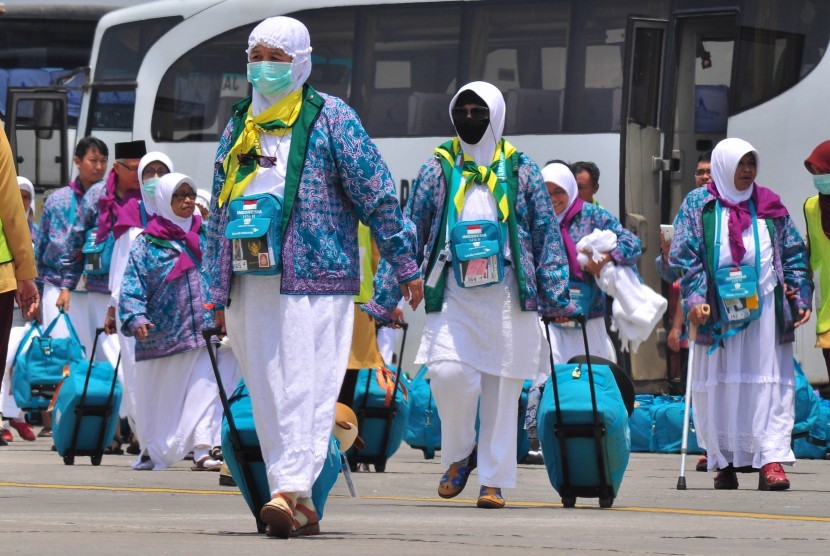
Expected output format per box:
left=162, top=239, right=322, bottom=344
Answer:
left=734, top=1, right=829, bottom=111
left=358, top=5, right=461, bottom=137
left=151, top=9, right=356, bottom=142
left=473, top=2, right=570, bottom=135
left=90, top=16, right=182, bottom=132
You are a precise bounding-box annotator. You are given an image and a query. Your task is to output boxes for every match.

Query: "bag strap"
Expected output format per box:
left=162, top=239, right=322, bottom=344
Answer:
left=43, top=308, right=83, bottom=349
left=413, top=365, right=429, bottom=382
left=12, top=320, right=43, bottom=363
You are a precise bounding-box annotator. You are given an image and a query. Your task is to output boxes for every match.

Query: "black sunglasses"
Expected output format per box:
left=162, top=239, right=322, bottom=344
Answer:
left=237, top=153, right=279, bottom=168
left=172, top=191, right=197, bottom=201
left=451, top=105, right=490, bottom=121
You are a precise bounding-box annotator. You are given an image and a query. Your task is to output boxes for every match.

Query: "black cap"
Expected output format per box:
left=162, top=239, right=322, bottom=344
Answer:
left=114, top=140, right=147, bottom=160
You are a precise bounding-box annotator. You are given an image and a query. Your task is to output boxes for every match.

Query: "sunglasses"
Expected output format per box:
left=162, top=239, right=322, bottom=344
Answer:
left=172, top=191, right=197, bottom=201
left=451, top=106, right=490, bottom=121
left=237, top=153, right=279, bottom=168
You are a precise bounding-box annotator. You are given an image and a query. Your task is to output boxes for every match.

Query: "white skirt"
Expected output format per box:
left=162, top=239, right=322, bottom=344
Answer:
left=691, top=293, right=795, bottom=470
left=415, top=268, right=543, bottom=380
left=535, top=317, right=617, bottom=386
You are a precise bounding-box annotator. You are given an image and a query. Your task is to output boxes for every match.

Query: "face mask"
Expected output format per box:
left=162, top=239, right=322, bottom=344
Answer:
left=142, top=177, right=159, bottom=198
left=813, top=174, right=830, bottom=195
left=452, top=116, right=490, bottom=144
left=247, top=61, right=293, bottom=97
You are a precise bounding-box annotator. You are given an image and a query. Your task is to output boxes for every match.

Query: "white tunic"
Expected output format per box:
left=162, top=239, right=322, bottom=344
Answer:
left=691, top=207, right=795, bottom=470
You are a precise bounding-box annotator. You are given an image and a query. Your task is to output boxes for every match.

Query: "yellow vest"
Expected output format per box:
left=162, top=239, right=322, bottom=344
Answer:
left=354, top=223, right=374, bottom=304
left=805, top=196, right=830, bottom=334
left=0, top=216, right=12, bottom=264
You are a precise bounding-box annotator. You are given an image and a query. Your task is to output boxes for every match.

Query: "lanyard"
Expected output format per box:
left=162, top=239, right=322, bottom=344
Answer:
left=713, top=199, right=761, bottom=276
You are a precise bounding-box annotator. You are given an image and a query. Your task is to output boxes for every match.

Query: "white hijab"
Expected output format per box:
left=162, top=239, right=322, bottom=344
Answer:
left=154, top=173, right=195, bottom=233
left=449, top=81, right=505, bottom=166
left=137, top=151, right=174, bottom=216
left=247, top=16, right=313, bottom=114
left=711, top=137, right=759, bottom=204
left=542, top=162, right=578, bottom=220
left=17, top=176, right=35, bottom=217
left=195, top=189, right=212, bottom=212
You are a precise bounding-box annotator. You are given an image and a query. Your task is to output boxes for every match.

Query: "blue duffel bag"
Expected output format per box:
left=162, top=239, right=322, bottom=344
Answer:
left=649, top=396, right=703, bottom=454
left=538, top=361, right=630, bottom=507
left=52, top=334, right=122, bottom=465
left=629, top=394, right=655, bottom=452
left=404, top=365, right=441, bottom=459
left=221, top=381, right=341, bottom=524
left=13, top=310, right=86, bottom=411
left=793, top=400, right=830, bottom=460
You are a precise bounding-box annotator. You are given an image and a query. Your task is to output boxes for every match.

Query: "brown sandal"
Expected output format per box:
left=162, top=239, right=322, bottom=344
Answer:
left=260, top=494, right=295, bottom=539
left=291, top=500, right=321, bottom=537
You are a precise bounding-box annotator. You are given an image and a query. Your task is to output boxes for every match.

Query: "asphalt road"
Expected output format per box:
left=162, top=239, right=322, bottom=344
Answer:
left=1, top=435, right=829, bottom=555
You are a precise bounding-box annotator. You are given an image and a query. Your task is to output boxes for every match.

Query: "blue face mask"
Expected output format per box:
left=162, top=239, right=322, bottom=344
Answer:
left=142, top=177, right=159, bottom=198
left=813, top=174, right=830, bottom=195
left=247, top=61, right=293, bottom=97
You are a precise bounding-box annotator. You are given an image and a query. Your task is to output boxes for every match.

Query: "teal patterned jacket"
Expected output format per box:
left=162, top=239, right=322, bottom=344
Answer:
left=362, top=150, right=575, bottom=322
left=668, top=186, right=812, bottom=346
left=204, top=91, right=419, bottom=307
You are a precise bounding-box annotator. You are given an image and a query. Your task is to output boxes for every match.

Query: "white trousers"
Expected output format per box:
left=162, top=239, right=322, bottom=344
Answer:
left=429, top=360, right=525, bottom=489
left=226, top=275, right=353, bottom=497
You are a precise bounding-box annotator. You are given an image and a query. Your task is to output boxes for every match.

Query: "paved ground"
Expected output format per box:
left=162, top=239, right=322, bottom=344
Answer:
left=1, top=435, right=829, bottom=555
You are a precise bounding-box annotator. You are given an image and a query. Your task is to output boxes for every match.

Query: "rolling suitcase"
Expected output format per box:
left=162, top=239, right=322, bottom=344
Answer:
left=203, top=328, right=342, bottom=534
left=350, top=322, right=410, bottom=472
left=52, top=328, right=122, bottom=466
left=538, top=316, right=632, bottom=508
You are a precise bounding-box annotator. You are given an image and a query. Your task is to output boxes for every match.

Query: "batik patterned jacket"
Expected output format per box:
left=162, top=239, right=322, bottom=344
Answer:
left=204, top=91, right=419, bottom=307
left=565, top=203, right=642, bottom=319
left=35, top=182, right=85, bottom=289
left=668, top=187, right=812, bottom=346
left=362, top=152, right=574, bottom=322
left=119, top=235, right=213, bottom=361
left=63, top=182, right=111, bottom=294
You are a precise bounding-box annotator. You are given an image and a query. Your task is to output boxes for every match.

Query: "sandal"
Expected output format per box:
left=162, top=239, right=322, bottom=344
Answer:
left=476, top=486, right=505, bottom=509
left=758, top=462, right=790, bottom=491
left=438, top=446, right=477, bottom=499
left=260, top=493, right=295, bottom=539
left=191, top=456, right=222, bottom=471
left=695, top=455, right=708, bottom=472
left=104, top=436, right=124, bottom=455
left=291, top=498, right=320, bottom=537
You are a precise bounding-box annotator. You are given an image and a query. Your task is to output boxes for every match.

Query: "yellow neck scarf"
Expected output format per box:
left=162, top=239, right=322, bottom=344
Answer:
left=219, top=89, right=303, bottom=206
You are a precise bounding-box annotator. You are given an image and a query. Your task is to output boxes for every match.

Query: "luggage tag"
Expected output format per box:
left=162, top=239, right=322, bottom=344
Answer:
left=425, top=246, right=451, bottom=289
left=340, top=452, right=359, bottom=497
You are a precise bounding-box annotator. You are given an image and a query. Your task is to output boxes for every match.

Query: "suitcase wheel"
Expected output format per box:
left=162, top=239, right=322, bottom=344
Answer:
left=374, top=462, right=386, bottom=473
left=561, top=496, right=576, bottom=508
left=599, top=497, right=614, bottom=508
left=63, top=455, right=75, bottom=466
left=91, top=455, right=102, bottom=466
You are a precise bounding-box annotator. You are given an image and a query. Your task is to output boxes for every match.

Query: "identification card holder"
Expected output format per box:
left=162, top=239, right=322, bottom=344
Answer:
left=449, top=220, right=504, bottom=288
left=225, top=193, right=283, bottom=276
left=714, top=265, right=761, bottom=325
left=82, top=228, right=114, bottom=276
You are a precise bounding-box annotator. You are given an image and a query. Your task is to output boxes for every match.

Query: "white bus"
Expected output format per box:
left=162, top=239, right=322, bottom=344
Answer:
left=76, top=0, right=830, bottom=386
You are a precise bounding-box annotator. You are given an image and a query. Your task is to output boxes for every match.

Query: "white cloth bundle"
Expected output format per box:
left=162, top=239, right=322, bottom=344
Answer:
left=576, top=229, right=667, bottom=352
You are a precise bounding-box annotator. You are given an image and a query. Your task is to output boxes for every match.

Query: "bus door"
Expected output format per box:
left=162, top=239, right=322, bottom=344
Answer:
left=622, top=12, right=736, bottom=386
left=620, top=18, right=668, bottom=383
left=4, top=89, right=69, bottom=189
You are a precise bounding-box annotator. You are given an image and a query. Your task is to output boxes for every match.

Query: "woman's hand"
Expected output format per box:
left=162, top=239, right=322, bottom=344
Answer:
left=388, top=307, right=405, bottom=328
left=103, top=306, right=117, bottom=335
left=667, top=326, right=681, bottom=353
left=136, top=323, right=155, bottom=340
left=581, top=251, right=612, bottom=278
left=214, top=309, right=226, bottom=335
left=659, top=234, right=672, bottom=262
left=400, top=277, right=424, bottom=310
left=794, top=308, right=811, bottom=328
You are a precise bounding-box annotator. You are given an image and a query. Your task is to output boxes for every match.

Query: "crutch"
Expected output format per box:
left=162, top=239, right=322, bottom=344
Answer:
left=676, top=303, right=710, bottom=490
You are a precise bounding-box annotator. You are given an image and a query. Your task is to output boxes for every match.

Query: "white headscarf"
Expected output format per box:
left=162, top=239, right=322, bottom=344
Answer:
left=137, top=152, right=174, bottom=216
left=542, top=162, right=578, bottom=219
left=195, top=189, right=212, bottom=212
left=711, top=137, right=759, bottom=204
left=17, top=176, right=35, bottom=217
left=154, top=173, right=195, bottom=233
left=449, top=81, right=506, bottom=166
left=247, top=16, right=313, bottom=113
